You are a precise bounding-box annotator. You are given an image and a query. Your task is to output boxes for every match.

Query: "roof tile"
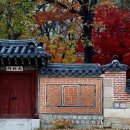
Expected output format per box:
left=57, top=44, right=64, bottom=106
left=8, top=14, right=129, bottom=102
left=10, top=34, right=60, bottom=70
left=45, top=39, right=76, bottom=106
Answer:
left=0, top=39, right=51, bottom=66
left=41, top=63, right=102, bottom=76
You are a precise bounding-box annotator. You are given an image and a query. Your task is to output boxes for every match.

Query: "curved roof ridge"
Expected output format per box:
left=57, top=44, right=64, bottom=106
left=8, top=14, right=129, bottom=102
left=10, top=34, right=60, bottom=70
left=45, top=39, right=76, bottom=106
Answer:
left=102, top=60, right=129, bottom=72
left=0, top=39, right=36, bottom=46
left=41, top=63, right=102, bottom=76
left=0, top=39, right=36, bottom=42
left=47, top=63, right=101, bottom=67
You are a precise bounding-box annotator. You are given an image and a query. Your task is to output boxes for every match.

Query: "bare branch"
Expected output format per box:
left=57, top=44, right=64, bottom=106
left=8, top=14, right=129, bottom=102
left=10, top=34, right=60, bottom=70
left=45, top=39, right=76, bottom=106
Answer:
left=69, top=7, right=79, bottom=14
left=44, top=0, right=55, bottom=3
left=56, top=1, right=68, bottom=9
left=45, top=0, right=79, bottom=14
left=56, top=1, right=79, bottom=14
left=36, top=3, right=46, bottom=12
left=76, top=0, right=83, bottom=5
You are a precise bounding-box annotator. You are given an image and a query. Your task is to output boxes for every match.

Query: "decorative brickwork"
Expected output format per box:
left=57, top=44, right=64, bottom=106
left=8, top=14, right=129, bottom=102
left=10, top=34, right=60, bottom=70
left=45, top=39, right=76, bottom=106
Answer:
left=46, top=85, right=62, bottom=107
left=40, top=78, right=102, bottom=114
left=63, top=86, right=79, bottom=106
left=80, top=85, right=96, bottom=107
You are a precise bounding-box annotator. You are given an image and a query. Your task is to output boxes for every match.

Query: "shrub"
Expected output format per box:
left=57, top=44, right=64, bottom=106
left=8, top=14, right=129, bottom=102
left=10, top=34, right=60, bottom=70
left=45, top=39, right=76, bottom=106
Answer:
left=52, top=119, right=73, bottom=129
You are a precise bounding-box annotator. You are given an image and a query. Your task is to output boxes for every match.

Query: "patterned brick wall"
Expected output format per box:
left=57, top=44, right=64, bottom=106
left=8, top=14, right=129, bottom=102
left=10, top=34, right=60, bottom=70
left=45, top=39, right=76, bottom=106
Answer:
left=105, top=72, right=130, bottom=102
left=40, top=77, right=102, bottom=114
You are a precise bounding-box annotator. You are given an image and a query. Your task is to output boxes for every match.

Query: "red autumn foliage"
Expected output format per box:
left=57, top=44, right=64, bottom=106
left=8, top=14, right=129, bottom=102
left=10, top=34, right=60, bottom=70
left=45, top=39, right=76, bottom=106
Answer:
left=35, top=3, right=77, bottom=25
left=36, top=1, right=130, bottom=76
left=35, top=11, right=76, bottom=24
left=92, top=2, right=130, bottom=76
left=76, top=38, right=84, bottom=53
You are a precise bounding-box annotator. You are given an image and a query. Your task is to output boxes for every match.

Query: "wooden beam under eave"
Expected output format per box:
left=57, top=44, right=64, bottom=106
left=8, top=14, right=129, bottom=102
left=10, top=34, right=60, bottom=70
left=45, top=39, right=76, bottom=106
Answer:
left=8, top=58, right=11, bottom=65
left=28, top=58, right=31, bottom=65
left=21, top=58, right=24, bottom=65
left=41, top=58, right=45, bottom=65
left=0, top=58, right=4, bottom=65
left=14, top=58, right=18, bottom=65
left=35, top=58, right=38, bottom=66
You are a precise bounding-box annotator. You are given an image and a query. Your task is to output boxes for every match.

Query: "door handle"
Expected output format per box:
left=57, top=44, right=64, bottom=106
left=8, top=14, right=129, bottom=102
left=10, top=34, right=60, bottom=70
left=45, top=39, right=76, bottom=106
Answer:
left=12, top=96, right=17, bottom=100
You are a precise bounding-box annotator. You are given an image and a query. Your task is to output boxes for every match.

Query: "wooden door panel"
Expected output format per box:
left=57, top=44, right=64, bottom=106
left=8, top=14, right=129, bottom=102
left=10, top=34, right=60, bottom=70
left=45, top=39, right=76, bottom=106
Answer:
left=0, top=78, right=9, bottom=115
left=9, top=75, right=32, bottom=116
left=0, top=73, right=33, bottom=117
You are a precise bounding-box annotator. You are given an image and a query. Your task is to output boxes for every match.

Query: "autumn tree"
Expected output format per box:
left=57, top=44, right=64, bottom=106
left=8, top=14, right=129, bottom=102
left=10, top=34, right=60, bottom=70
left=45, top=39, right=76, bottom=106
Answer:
left=0, top=0, right=83, bottom=63
left=35, top=0, right=85, bottom=63
left=92, top=2, right=130, bottom=75
left=35, top=0, right=98, bottom=63
left=0, top=0, right=36, bottom=39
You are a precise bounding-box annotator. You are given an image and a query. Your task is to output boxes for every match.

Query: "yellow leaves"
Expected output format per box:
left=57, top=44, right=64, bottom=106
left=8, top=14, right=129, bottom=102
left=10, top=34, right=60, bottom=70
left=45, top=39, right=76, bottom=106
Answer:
left=40, top=37, right=49, bottom=44
left=99, top=0, right=113, bottom=3
left=36, top=0, right=45, bottom=4
left=39, top=36, right=79, bottom=63
left=67, top=23, right=81, bottom=36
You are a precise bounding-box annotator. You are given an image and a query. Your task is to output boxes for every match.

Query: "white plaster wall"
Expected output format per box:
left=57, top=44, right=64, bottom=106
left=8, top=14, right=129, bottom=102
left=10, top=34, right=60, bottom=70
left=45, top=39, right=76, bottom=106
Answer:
left=104, top=109, right=130, bottom=118
left=0, top=119, right=40, bottom=130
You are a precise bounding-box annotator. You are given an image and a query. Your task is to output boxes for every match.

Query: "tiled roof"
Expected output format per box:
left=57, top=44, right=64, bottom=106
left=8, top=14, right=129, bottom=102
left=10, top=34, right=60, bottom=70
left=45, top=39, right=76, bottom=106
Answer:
left=41, top=60, right=129, bottom=76
left=41, top=63, right=102, bottom=76
left=0, top=39, right=51, bottom=66
left=102, top=60, right=129, bottom=72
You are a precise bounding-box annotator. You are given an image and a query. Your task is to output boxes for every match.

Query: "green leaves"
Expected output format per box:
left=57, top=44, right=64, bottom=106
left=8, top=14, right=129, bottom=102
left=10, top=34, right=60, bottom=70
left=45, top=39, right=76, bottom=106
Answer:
left=0, top=0, right=36, bottom=39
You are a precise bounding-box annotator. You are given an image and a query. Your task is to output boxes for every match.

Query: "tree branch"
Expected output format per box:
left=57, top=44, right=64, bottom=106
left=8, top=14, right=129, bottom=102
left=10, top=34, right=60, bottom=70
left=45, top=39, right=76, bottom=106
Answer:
left=76, top=0, right=83, bottom=5
left=36, top=3, right=46, bottom=12
left=45, top=0, right=79, bottom=14
left=56, top=1, right=68, bottom=9
left=56, top=1, right=79, bottom=14
left=44, top=0, right=55, bottom=3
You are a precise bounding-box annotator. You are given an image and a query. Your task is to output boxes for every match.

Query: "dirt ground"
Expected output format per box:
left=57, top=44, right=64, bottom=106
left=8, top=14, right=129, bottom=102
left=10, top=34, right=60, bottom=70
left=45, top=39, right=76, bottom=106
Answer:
left=38, top=128, right=122, bottom=130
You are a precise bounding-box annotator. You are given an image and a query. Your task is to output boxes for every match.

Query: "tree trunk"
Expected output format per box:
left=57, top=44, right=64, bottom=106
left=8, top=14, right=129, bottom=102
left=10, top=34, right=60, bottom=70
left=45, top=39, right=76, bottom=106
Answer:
left=82, top=0, right=97, bottom=63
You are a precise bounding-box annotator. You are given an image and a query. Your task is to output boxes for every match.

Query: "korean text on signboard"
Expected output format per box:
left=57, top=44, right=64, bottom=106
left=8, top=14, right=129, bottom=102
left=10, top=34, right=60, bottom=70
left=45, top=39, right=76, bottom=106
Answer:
left=6, top=66, right=23, bottom=71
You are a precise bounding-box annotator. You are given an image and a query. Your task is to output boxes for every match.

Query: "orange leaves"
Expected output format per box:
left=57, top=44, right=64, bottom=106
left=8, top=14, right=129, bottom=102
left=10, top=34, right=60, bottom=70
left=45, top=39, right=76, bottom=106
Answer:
left=40, top=36, right=82, bottom=63
left=35, top=0, right=81, bottom=26
left=35, top=10, right=76, bottom=25
left=36, top=0, right=44, bottom=4
left=35, top=12, right=56, bottom=24
left=35, top=0, right=78, bottom=25
left=34, top=0, right=84, bottom=63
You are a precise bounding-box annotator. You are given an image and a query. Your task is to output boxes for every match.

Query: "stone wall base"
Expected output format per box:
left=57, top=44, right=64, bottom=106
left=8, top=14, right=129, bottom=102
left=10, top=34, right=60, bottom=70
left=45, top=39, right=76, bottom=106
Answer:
left=40, top=114, right=130, bottom=129
left=104, top=117, right=130, bottom=129
left=39, top=114, right=103, bottom=129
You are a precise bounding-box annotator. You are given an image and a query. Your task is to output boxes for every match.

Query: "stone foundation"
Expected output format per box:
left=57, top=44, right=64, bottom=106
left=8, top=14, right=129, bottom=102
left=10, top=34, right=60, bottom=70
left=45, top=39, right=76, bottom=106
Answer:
left=40, top=114, right=103, bottom=129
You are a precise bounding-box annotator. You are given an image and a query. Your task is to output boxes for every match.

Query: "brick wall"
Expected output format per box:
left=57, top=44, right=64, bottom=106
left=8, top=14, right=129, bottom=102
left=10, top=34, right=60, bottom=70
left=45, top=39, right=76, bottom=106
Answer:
left=105, top=72, right=130, bottom=102
left=39, top=60, right=130, bottom=129
left=40, top=77, right=102, bottom=115
left=104, top=71, right=130, bottom=129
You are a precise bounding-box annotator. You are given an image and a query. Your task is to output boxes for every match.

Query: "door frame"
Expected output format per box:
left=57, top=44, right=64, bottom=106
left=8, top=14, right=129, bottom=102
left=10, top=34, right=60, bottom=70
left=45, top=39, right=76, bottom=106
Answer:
left=0, top=70, right=38, bottom=118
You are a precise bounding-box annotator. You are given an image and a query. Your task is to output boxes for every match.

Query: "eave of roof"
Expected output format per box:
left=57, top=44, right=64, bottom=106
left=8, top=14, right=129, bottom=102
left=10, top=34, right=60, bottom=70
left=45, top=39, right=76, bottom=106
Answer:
left=40, top=63, right=102, bottom=76
left=0, top=39, right=51, bottom=66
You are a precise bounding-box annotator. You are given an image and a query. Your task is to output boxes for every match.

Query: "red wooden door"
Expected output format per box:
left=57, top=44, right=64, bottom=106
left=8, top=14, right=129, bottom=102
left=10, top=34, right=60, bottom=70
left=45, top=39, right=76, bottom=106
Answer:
left=0, top=73, right=32, bottom=118
left=0, top=76, right=9, bottom=115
